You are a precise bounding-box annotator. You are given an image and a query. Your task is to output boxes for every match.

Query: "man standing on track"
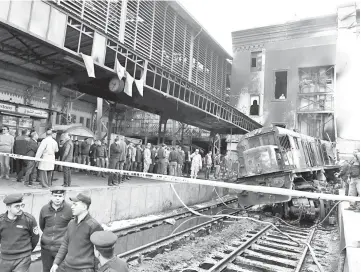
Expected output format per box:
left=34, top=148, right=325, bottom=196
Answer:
left=61, top=133, right=73, bottom=187
left=39, top=187, right=73, bottom=272
left=0, top=194, right=39, bottom=272
left=50, top=193, right=103, bottom=272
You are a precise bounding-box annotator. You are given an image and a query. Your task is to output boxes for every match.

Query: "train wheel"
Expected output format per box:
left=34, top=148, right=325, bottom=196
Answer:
left=284, top=203, right=290, bottom=219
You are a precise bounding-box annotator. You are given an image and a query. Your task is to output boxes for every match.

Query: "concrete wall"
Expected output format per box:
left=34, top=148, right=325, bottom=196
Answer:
left=0, top=183, right=230, bottom=225
left=263, top=43, right=336, bottom=129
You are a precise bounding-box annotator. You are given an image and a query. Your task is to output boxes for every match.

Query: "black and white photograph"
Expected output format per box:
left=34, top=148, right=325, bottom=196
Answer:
left=0, top=0, right=359, bottom=271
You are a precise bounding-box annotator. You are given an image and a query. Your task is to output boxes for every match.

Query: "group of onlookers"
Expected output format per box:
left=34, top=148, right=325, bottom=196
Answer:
left=0, top=188, right=128, bottom=271
left=1, top=125, right=232, bottom=188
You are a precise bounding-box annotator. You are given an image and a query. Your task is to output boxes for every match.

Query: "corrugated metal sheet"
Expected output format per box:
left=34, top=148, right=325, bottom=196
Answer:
left=50, top=0, right=230, bottom=101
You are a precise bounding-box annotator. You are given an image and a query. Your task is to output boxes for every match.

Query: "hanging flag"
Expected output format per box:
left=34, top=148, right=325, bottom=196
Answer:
left=134, top=79, right=143, bottom=96
left=134, top=60, right=148, bottom=97
left=80, top=53, right=95, bottom=78
left=124, top=72, right=134, bottom=97
left=115, top=59, right=125, bottom=80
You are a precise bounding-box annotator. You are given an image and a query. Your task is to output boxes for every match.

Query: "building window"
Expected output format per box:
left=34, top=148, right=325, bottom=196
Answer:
left=251, top=51, right=262, bottom=72
left=71, top=114, right=76, bottom=123
left=250, top=95, right=260, bottom=116
left=274, top=70, right=288, bottom=100
left=86, top=118, right=91, bottom=128
left=79, top=117, right=84, bottom=125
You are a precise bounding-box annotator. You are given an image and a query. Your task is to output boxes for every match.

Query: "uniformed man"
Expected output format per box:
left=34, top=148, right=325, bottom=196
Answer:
left=50, top=193, right=103, bottom=272
left=0, top=193, right=39, bottom=272
left=90, top=231, right=129, bottom=272
left=39, top=186, right=73, bottom=272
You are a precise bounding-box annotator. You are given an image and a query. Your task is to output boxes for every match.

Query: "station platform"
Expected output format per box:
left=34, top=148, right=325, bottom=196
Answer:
left=338, top=187, right=360, bottom=272
left=0, top=171, right=230, bottom=225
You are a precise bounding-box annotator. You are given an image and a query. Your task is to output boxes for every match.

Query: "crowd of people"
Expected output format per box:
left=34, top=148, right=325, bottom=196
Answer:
left=0, top=188, right=128, bottom=272
left=0, top=126, right=233, bottom=188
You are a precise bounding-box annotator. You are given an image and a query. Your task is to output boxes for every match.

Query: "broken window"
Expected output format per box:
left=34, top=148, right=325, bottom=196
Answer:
left=279, top=135, right=291, bottom=150
left=293, top=137, right=300, bottom=149
left=274, top=71, right=288, bottom=100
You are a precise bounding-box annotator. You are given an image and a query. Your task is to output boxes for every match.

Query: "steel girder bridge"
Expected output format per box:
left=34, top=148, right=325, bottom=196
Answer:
left=0, top=0, right=261, bottom=137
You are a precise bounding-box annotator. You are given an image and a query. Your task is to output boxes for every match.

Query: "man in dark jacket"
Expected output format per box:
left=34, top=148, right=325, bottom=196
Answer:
left=73, top=140, right=80, bottom=172
left=50, top=193, right=103, bottom=272
left=0, top=194, right=39, bottom=272
left=157, top=144, right=166, bottom=174
left=39, top=187, right=72, bottom=272
left=61, top=133, right=73, bottom=187
left=24, top=131, right=39, bottom=186
left=168, top=147, right=178, bottom=176
left=95, top=140, right=107, bottom=178
left=80, top=138, right=91, bottom=172
left=108, top=137, right=121, bottom=186
left=90, top=231, right=129, bottom=272
left=14, top=129, right=30, bottom=182
left=118, top=136, right=127, bottom=182
left=135, top=145, right=143, bottom=172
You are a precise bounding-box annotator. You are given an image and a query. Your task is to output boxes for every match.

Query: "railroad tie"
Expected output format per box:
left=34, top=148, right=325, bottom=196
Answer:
left=243, top=248, right=298, bottom=267
left=234, top=256, right=294, bottom=272
left=250, top=243, right=300, bottom=259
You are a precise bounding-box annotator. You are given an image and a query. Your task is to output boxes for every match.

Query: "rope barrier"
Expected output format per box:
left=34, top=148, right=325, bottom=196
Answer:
left=0, top=152, right=359, bottom=203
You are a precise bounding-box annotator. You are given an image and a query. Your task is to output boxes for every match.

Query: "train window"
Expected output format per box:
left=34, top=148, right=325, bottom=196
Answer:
left=248, top=137, right=261, bottom=148
left=293, top=137, right=300, bottom=149
left=279, top=135, right=291, bottom=150
left=262, top=134, right=276, bottom=145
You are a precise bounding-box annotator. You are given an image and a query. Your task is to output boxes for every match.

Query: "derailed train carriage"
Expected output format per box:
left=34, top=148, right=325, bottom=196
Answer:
left=234, top=126, right=339, bottom=221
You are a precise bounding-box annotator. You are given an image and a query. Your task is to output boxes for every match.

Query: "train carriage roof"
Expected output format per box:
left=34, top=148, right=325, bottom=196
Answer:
left=243, top=126, right=332, bottom=143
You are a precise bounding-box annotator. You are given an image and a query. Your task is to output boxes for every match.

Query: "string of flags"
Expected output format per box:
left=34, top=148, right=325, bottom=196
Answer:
left=80, top=53, right=148, bottom=97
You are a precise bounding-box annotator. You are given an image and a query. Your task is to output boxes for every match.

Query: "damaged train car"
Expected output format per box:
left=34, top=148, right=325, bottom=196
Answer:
left=235, top=126, right=339, bottom=221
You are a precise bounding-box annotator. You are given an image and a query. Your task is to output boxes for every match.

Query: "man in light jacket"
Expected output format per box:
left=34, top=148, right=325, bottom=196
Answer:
left=35, top=128, right=59, bottom=188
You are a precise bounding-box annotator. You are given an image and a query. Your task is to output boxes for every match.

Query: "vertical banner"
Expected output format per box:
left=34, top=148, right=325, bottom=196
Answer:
left=115, top=59, right=125, bottom=80
left=124, top=72, right=134, bottom=97
left=135, top=60, right=148, bottom=97
left=81, top=53, right=95, bottom=78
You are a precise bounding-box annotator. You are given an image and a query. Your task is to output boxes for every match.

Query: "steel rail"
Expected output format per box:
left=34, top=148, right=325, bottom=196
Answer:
left=112, top=198, right=238, bottom=236
left=294, top=227, right=317, bottom=272
left=30, top=198, right=240, bottom=262
left=118, top=210, right=242, bottom=260
left=208, top=224, right=273, bottom=272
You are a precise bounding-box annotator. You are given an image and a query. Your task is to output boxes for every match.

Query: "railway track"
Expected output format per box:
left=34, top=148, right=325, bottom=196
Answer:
left=30, top=197, right=239, bottom=263
left=184, top=223, right=316, bottom=272
left=119, top=210, right=243, bottom=263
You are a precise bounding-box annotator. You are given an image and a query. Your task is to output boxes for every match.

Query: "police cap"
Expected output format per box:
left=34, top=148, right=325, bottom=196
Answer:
left=3, top=194, right=23, bottom=205
left=90, top=231, right=117, bottom=250
left=50, top=186, right=66, bottom=194
left=70, top=193, right=91, bottom=206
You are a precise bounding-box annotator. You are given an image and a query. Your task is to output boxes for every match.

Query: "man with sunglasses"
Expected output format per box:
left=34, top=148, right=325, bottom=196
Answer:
left=39, top=187, right=73, bottom=272
left=0, top=193, right=39, bottom=272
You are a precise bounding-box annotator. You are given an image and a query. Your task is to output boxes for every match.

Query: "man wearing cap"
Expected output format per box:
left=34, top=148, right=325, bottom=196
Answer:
left=35, top=127, right=59, bottom=188
left=50, top=193, right=103, bottom=272
left=90, top=231, right=128, bottom=272
left=0, top=194, right=39, bottom=272
left=39, top=187, right=73, bottom=272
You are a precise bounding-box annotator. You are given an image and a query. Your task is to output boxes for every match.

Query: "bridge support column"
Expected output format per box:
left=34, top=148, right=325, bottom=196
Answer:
left=157, top=115, right=168, bottom=145
left=107, top=103, right=116, bottom=146
left=48, top=83, right=59, bottom=126
left=210, top=131, right=221, bottom=155
left=96, top=97, right=103, bottom=139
